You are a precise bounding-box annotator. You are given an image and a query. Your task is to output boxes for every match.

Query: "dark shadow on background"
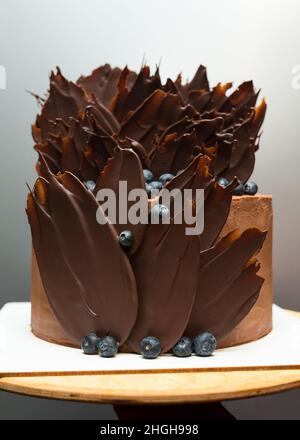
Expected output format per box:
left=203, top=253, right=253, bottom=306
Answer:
left=1, top=388, right=300, bottom=420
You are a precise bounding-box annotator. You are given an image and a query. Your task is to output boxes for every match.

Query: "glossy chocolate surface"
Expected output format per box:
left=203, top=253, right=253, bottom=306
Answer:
left=27, top=160, right=138, bottom=345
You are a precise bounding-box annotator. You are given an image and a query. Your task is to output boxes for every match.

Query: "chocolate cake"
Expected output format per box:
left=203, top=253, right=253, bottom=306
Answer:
left=26, top=64, right=272, bottom=357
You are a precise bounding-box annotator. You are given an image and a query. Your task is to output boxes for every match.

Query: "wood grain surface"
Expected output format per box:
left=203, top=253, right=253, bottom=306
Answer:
left=0, top=310, right=299, bottom=404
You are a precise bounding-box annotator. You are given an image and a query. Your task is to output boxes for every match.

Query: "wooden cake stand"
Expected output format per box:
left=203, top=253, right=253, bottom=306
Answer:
left=1, top=310, right=300, bottom=420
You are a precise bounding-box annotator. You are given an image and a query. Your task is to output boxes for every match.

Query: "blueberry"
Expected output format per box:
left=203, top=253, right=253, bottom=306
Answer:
left=118, top=230, right=134, bottom=248
left=244, top=180, right=258, bottom=196
left=97, top=336, right=118, bottom=358
left=194, top=332, right=217, bottom=357
left=143, top=169, right=154, bottom=183
left=233, top=180, right=244, bottom=196
left=85, top=180, right=96, bottom=191
left=146, top=183, right=154, bottom=196
left=159, top=173, right=175, bottom=186
left=151, top=204, right=169, bottom=222
left=140, top=336, right=161, bottom=359
left=217, top=177, right=229, bottom=188
left=81, top=332, right=99, bottom=354
left=146, top=181, right=163, bottom=197
left=149, top=181, right=163, bottom=191
left=172, top=337, right=193, bottom=357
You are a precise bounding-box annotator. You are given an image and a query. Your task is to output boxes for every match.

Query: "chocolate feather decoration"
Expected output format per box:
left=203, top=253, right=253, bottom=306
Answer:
left=33, top=68, right=90, bottom=142
left=119, top=90, right=196, bottom=153
left=150, top=131, right=198, bottom=179
left=186, top=229, right=266, bottom=340
left=127, top=221, right=201, bottom=353
left=162, top=154, right=237, bottom=248
left=94, top=146, right=147, bottom=255
left=77, top=64, right=133, bottom=109
left=26, top=157, right=138, bottom=345
left=124, top=155, right=241, bottom=353
left=112, top=65, right=163, bottom=121
left=33, top=64, right=267, bottom=184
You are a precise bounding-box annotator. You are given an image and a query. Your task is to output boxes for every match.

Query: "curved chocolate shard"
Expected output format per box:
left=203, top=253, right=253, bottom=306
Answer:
left=85, top=103, right=120, bottom=135
left=158, top=115, right=197, bottom=143
left=27, top=90, right=46, bottom=106
left=204, top=83, right=233, bottom=112
left=86, top=128, right=116, bottom=159
left=188, top=65, right=210, bottom=92
left=220, top=81, right=258, bottom=119
left=61, top=135, right=81, bottom=177
left=211, top=136, right=234, bottom=176
left=221, top=145, right=256, bottom=183
left=150, top=131, right=198, bottom=178
left=26, top=162, right=138, bottom=345
left=185, top=228, right=266, bottom=340
left=78, top=139, right=111, bottom=181
left=119, top=90, right=196, bottom=153
left=79, top=148, right=103, bottom=182
left=34, top=113, right=107, bottom=181
left=188, top=90, right=213, bottom=113
left=77, top=64, right=134, bottom=109
left=162, top=155, right=235, bottom=249
left=200, top=179, right=237, bottom=250
left=34, top=141, right=61, bottom=176
left=229, top=118, right=256, bottom=168
left=175, top=75, right=264, bottom=182
left=220, top=99, right=266, bottom=183
left=184, top=77, right=259, bottom=127
left=78, top=114, right=118, bottom=178
left=46, top=117, right=89, bottom=178
left=35, top=101, right=120, bottom=182
left=159, top=116, right=224, bottom=149
left=192, top=117, right=224, bottom=146
left=118, top=137, right=150, bottom=169
left=176, top=65, right=210, bottom=101
left=250, top=98, right=267, bottom=138
left=112, top=65, right=163, bottom=122
left=163, top=78, right=179, bottom=94
left=67, top=116, right=90, bottom=155
left=34, top=68, right=90, bottom=142
left=180, top=72, right=252, bottom=117
left=27, top=187, right=92, bottom=342
left=109, top=66, right=133, bottom=117
left=127, top=221, right=201, bottom=353
left=164, top=154, right=213, bottom=195
left=94, top=146, right=147, bottom=255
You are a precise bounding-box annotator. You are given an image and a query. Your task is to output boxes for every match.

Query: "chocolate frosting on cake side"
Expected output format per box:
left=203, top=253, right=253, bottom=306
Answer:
left=27, top=63, right=270, bottom=352
left=218, top=195, right=273, bottom=347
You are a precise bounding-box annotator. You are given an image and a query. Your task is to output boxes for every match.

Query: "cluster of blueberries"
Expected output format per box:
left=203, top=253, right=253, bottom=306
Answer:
left=85, top=171, right=257, bottom=253
left=218, top=177, right=258, bottom=196
left=143, top=169, right=175, bottom=195
left=84, top=171, right=258, bottom=198
left=143, top=169, right=258, bottom=197
left=81, top=332, right=217, bottom=359
left=84, top=169, right=174, bottom=196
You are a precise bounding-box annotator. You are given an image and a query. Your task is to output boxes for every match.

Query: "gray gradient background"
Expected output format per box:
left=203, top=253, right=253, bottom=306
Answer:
left=0, top=0, right=300, bottom=419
